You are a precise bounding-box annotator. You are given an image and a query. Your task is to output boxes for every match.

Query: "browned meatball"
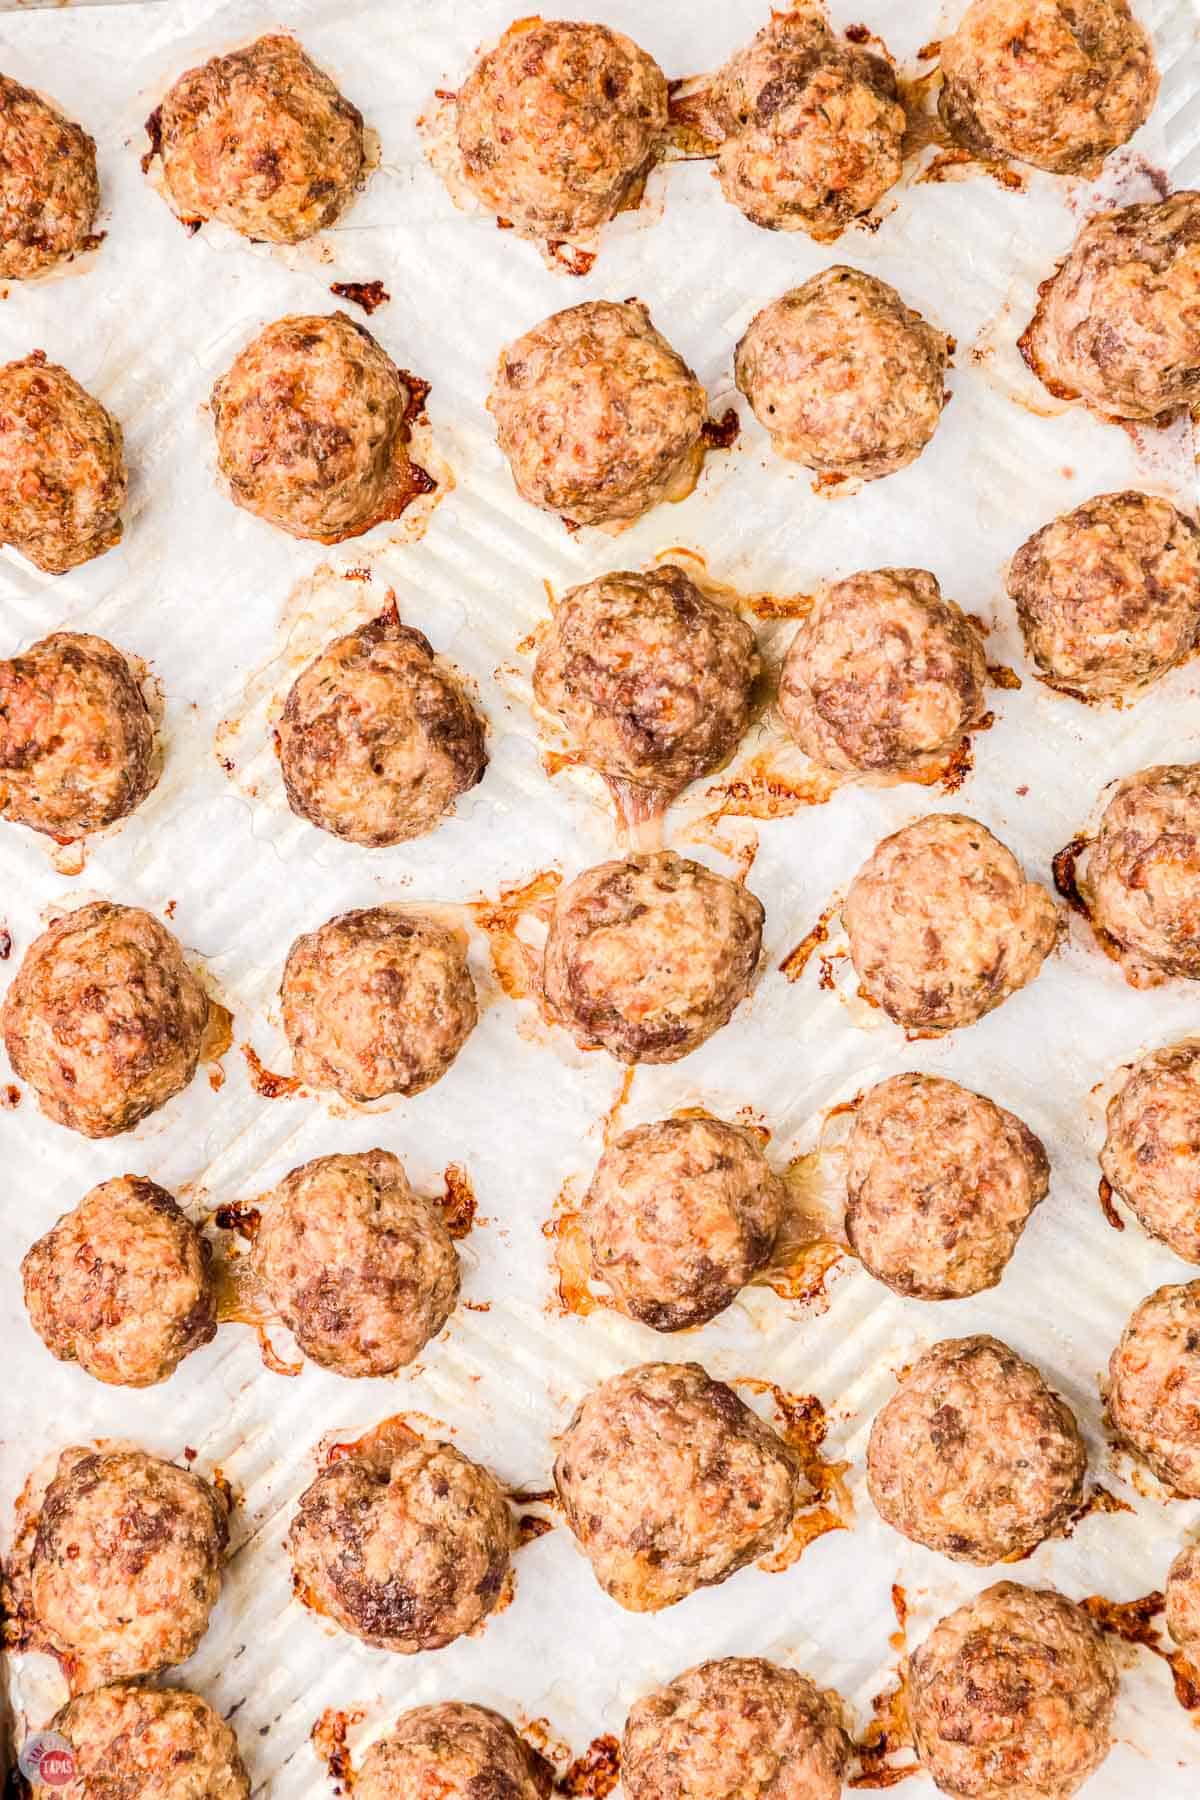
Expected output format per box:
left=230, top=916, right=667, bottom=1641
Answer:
left=712, top=11, right=905, bottom=239
left=280, top=906, right=476, bottom=1102
left=489, top=300, right=708, bottom=529
left=30, top=1447, right=227, bottom=1683
left=455, top=19, right=667, bottom=241
left=155, top=35, right=364, bottom=245
left=543, top=852, right=763, bottom=1064
left=211, top=312, right=428, bottom=543
left=21, top=1175, right=216, bottom=1388
left=1101, top=1042, right=1200, bottom=1262
left=0, top=353, right=125, bottom=574
left=846, top=1074, right=1050, bottom=1299
left=735, top=269, right=950, bottom=480
left=252, top=1149, right=459, bottom=1377
left=1076, top=764, right=1200, bottom=986
left=533, top=566, right=759, bottom=798
left=358, top=1702, right=551, bottom=1800
left=553, top=1361, right=797, bottom=1612
left=779, top=570, right=987, bottom=775
left=1021, top=192, right=1200, bottom=423
left=3, top=902, right=212, bottom=1138
left=1108, top=1280, right=1200, bottom=1495
left=844, top=814, right=1061, bottom=1032
left=0, top=73, right=99, bottom=280
left=581, top=1115, right=785, bottom=1330
left=287, top=1419, right=512, bottom=1652
left=278, top=608, right=486, bottom=846
left=623, top=1656, right=850, bottom=1800
left=40, top=1684, right=249, bottom=1800
left=867, top=1336, right=1086, bottom=1563
left=909, top=1582, right=1118, bottom=1800
left=1166, top=1541, right=1200, bottom=1652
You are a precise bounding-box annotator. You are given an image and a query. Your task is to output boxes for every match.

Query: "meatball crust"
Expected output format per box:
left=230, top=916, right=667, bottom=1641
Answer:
left=543, top=851, right=763, bottom=1064
left=0, top=74, right=99, bottom=280
left=553, top=1361, right=798, bottom=1612
left=1108, top=1280, right=1200, bottom=1495
left=533, top=566, right=759, bottom=795
left=735, top=268, right=950, bottom=480
left=42, top=1683, right=249, bottom=1800
left=489, top=300, right=708, bottom=529
left=278, top=608, right=486, bottom=846
left=3, top=901, right=211, bottom=1139
left=0, top=353, right=125, bottom=574
left=156, top=34, right=365, bottom=245
left=582, top=1115, right=785, bottom=1330
left=778, top=569, right=987, bottom=775
left=358, top=1702, right=552, bottom=1800
left=21, top=1175, right=216, bottom=1388
left=1080, top=764, right=1200, bottom=985
left=455, top=19, right=668, bottom=241
left=1166, top=1540, right=1200, bottom=1651
left=1101, top=1041, right=1200, bottom=1262
left=867, top=1335, right=1086, bottom=1563
left=252, top=1149, right=460, bottom=1377
left=287, top=1422, right=512, bottom=1653
left=908, top=1582, right=1118, bottom=1800
left=280, top=906, right=476, bottom=1102
left=844, top=813, right=1062, bottom=1032
left=30, top=1447, right=227, bottom=1683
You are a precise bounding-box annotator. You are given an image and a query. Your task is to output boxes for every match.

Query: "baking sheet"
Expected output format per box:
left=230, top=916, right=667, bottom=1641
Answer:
left=2, top=0, right=1200, bottom=1791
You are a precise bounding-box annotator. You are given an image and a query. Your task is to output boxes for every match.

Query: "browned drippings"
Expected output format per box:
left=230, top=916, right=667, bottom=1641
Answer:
left=665, top=79, right=723, bottom=158
left=208, top=1064, right=226, bottom=1092
left=813, top=470, right=851, bottom=493
left=736, top=1383, right=853, bottom=1571
left=141, top=105, right=163, bottom=173
left=241, top=1044, right=301, bottom=1099
left=516, top=1513, right=555, bottom=1548
left=851, top=1669, right=917, bottom=1789
left=213, top=1201, right=261, bottom=1240
left=557, top=1738, right=621, bottom=1798
left=989, top=662, right=1022, bottom=690
left=201, top=1000, right=234, bottom=1064
left=1064, top=1484, right=1135, bottom=1535
left=918, top=145, right=1025, bottom=192
left=780, top=900, right=839, bottom=982
left=1018, top=279, right=1080, bottom=402
left=312, top=1706, right=366, bottom=1793
left=601, top=1066, right=635, bottom=1146
left=329, top=279, right=390, bottom=315
left=543, top=1192, right=600, bottom=1318
left=603, top=774, right=670, bottom=850
left=743, top=590, right=814, bottom=620
left=542, top=748, right=585, bottom=778
left=440, top=1164, right=479, bottom=1238
left=548, top=240, right=596, bottom=278
left=398, top=372, right=432, bottom=428
left=705, top=751, right=842, bottom=822
left=758, top=1237, right=844, bottom=1305
left=1097, top=1176, right=1126, bottom=1233
left=1082, top=1589, right=1165, bottom=1647
left=1052, top=835, right=1092, bottom=917
left=470, top=869, right=562, bottom=1002
left=701, top=408, right=740, bottom=450
left=0, top=1084, right=20, bottom=1109
left=325, top=1414, right=420, bottom=1469
left=0, top=928, right=11, bottom=960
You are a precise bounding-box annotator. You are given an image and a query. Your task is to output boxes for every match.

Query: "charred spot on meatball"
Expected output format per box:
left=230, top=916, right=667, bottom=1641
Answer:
left=42, top=1683, right=249, bottom=1800
left=1101, top=1041, right=1200, bottom=1263
left=0, top=73, right=99, bottom=280
left=1166, top=1541, right=1200, bottom=1653
left=1075, top=764, right=1200, bottom=986
left=1109, top=1280, right=1200, bottom=1496
left=358, top=1701, right=552, bottom=1800
left=0, top=353, right=125, bottom=574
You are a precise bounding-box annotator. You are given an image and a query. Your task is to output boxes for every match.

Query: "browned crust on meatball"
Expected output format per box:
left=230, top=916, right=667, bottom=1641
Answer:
left=1108, top=1280, right=1200, bottom=1496
left=358, top=1701, right=552, bottom=1800
left=1166, top=1540, right=1200, bottom=1650
left=0, top=354, right=125, bottom=574
left=0, top=74, right=99, bottom=280
left=44, top=1683, right=249, bottom=1800
left=1101, top=1040, right=1200, bottom=1262
left=1081, top=764, right=1200, bottom=985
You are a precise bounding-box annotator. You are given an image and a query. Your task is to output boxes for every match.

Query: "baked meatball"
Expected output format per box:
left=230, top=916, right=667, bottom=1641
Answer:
left=211, top=312, right=428, bottom=543
left=909, top=1582, right=1118, bottom=1800
left=1021, top=192, right=1200, bottom=423
left=489, top=300, right=708, bottom=529
left=287, top=1420, right=512, bottom=1652
left=553, top=1361, right=797, bottom=1611
left=735, top=269, right=950, bottom=481
left=543, top=852, right=763, bottom=1064
left=280, top=906, right=476, bottom=1102
left=1166, top=1541, right=1200, bottom=1652
left=40, top=1684, right=249, bottom=1800
left=846, top=1073, right=1050, bottom=1299
left=939, top=0, right=1158, bottom=176
left=712, top=10, right=905, bottom=239
left=1101, top=1041, right=1200, bottom=1262
left=278, top=608, right=486, bottom=846
left=30, top=1447, right=227, bottom=1683
left=581, top=1115, right=785, bottom=1330
left=0, top=353, right=125, bottom=574
left=844, top=813, right=1061, bottom=1032
left=623, top=1656, right=851, bottom=1800
left=1075, top=764, right=1200, bottom=986
left=533, top=566, right=759, bottom=799
left=0, top=74, right=99, bottom=280
left=358, top=1702, right=551, bottom=1800
left=155, top=34, right=364, bottom=245
left=1108, top=1280, right=1200, bottom=1495
left=22, top=1175, right=216, bottom=1387
left=3, top=902, right=211, bottom=1138
left=778, top=570, right=987, bottom=775
left=252, top=1149, right=459, bottom=1377
left=455, top=19, right=668, bottom=242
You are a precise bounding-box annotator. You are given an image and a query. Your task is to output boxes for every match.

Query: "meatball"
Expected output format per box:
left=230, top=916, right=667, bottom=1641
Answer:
left=867, top=1336, right=1086, bottom=1563
left=1101, top=1041, right=1200, bottom=1262
left=252, top=1149, right=459, bottom=1377
left=553, top=1361, right=797, bottom=1611
left=909, top=1582, right=1118, bottom=1800
left=30, top=1447, right=227, bottom=1683
left=21, top=1175, right=216, bottom=1388
left=843, top=813, right=1061, bottom=1032
left=712, top=11, right=905, bottom=239
left=533, top=566, right=759, bottom=798
left=3, top=901, right=211, bottom=1138
left=211, top=312, right=428, bottom=543
left=0, top=73, right=99, bottom=280
left=287, top=1419, right=512, bottom=1652
left=40, top=1684, right=249, bottom=1800
left=455, top=19, right=668, bottom=241
left=1108, top=1280, right=1200, bottom=1496
left=778, top=569, right=987, bottom=775
left=1021, top=192, right=1200, bottom=423
left=939, top=0, right=1158, bottom=176
left=543, top=851, right=763, bottom=1064
left=846, top=1073, right=1050, bottom=1299
left=278, top=607, right=486, bottom=846
left=735, top=269, right=950, bottom=481
left=1166, top=1541, right=1200, bottom=1652
left=0, top=353, right=125, bottom=574
left=489, top=300, right=708, bottom=529
left=358, top=1702, right=551, bottom=1800
left=155, top=35, right=364, bottom=245
left=581, top=1115, right=785, bottom=1330
left=1076, top=764, right=1200, bottom=986
left=280, top=906, right=476, bottom=1102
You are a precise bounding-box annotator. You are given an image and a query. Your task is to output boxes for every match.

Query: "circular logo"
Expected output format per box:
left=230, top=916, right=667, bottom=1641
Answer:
left=18, top=1731, right=76, bottom=1788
